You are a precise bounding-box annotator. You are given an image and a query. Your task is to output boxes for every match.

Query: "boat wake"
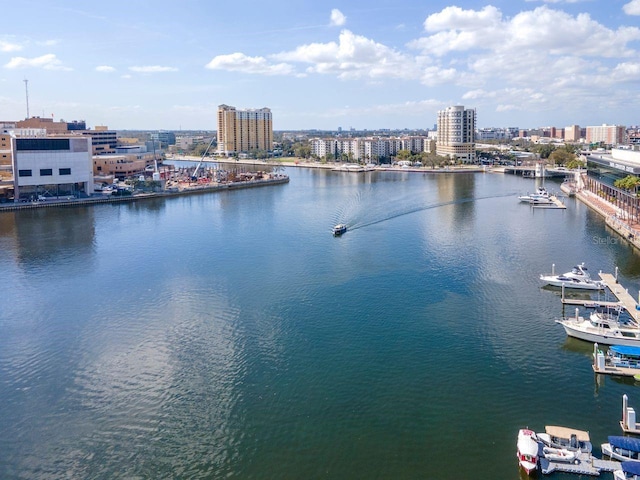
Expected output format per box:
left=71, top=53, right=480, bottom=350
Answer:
left=332, top=191, right=518, bottom=232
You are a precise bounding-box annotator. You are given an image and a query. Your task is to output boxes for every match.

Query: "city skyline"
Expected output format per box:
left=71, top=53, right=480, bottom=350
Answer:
left=0, top=0, right=639, bottom=131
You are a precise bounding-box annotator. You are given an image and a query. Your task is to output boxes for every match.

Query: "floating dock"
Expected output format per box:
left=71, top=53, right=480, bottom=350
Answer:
left=598, top=272, right=640, bottom=322
left=620, top=395, right=640, bottom=434
left=592, top=344, right=640, bottom=377
left=540, top=451, right=620, bottom=476
left=531, top=195, right=567, bottom=209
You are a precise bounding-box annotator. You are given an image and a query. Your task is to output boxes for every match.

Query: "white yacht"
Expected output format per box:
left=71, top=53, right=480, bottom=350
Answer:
left=540, top=263, right=605, bottom=290
left=556, top=309, right=640, bottom=346
left=518, top=186, right=550, bottom=203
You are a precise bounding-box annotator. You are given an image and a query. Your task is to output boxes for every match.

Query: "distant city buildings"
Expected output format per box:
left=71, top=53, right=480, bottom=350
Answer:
left=586, top=124, right=626, bottom=146
left=564, top=125, right=581, bottom=142
left=436, top=105, right=476, bottom=163
left=217, top=104, right=273, bottom=156
left=309, top=135, right=434, bottom=162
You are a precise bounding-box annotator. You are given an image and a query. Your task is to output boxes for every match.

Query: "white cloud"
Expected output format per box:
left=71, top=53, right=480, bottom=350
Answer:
left=624, top=0, right=640, bottom=15
left=129, top=65, right=178, bottom=73
left=38, top=39, right=59, bottom=47
left=330, top=9, right=347, bottom=27
left=0, top=41, right=22, bottom=52
left=274, top=29, right=420, bottom=80
left=205, top=52, right=296, bottom=76
left=95, top=65, right=116, bottom=72
left=612, top=61, right=640, bottom=81
left=4, top=54, right=71, bottom=70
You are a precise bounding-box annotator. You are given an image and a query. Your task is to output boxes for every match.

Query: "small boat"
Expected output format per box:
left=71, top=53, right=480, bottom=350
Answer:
left=556, top=309, right=640, bottom=346
left=332, top=224, right=347, bottom=236
left=537, top=425, right=592, bottom=453
left=540, top=263, right=605, bottom=290
left=602, top=436, right=640, bottom=462
left=542, top=446, right=578, bottom=463
left=614, top=461, right=640, bottom=480
left=517, top=429, right=539, bottom=475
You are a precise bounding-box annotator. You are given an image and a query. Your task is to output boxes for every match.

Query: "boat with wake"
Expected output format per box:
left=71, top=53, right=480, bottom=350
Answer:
left=332, top=224, right=347, bottom=236
left=540, top=263, right=605, bottom=290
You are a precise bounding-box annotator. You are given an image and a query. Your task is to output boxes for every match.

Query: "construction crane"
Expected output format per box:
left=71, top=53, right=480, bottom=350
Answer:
left=191, top=136, right=216, bottom=180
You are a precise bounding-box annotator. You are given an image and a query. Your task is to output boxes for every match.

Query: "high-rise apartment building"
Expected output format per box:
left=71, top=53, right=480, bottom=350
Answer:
left=436, top=105, right=476, bottom=162
left=564, top=125, right=581, bottom=142
left=586, top=124, right=626, bottom=146
left=217, top=104, right=273, bottom=156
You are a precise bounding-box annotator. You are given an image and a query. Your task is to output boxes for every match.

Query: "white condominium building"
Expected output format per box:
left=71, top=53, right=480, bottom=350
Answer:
left=436, top=105, right=476, bottom=163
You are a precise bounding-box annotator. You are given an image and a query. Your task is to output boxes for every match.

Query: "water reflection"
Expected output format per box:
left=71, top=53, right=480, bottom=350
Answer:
left=2, top=206, right=96, bottom=268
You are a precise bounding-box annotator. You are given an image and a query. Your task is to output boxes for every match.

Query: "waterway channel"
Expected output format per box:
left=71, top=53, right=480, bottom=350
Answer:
left=1, top=167, right=640, bottom=479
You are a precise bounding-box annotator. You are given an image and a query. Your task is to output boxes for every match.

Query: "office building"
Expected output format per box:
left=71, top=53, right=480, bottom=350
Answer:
left=217, top=104, right=273, bottom=156
left=436, top=106, right=476, bottom=163
left=11, top=135, right=93, bottom=201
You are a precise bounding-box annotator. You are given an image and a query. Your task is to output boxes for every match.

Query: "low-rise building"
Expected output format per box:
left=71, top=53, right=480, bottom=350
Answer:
left=11, top=135, right=93, bottom=201
left=93, top=152, right=155, bottom=179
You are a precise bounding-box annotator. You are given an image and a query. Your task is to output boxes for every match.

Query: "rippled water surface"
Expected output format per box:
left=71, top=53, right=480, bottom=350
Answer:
left=2, top=168, right=640, bottom=479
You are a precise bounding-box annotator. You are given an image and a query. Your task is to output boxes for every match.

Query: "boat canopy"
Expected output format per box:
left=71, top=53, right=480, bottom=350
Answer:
left=545, top=425, right=590, bottom=442
left=610, top=345, right=640, bottom=357
left=622, top=461, right=640, bottom=475
left=609, top=436, right=640, bottom=453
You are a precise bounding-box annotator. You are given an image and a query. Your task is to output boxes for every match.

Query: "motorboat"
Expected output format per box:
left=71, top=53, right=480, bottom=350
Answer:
left=539, top=263, right=605, bottom=290
left=537, top=425, right=592, bottom=453
left=517, top=429, right=539, bottom=475
left=614, top=461, right=640, bottom=480
left=556, top=309, right=640, bottom=347
left=542, top=446, right=578, bottom=463
left=602, top=436, right=640, bottom=462
left=332, top=224, right=347, bottom=236
left=519, top=186, right=550, bottom=203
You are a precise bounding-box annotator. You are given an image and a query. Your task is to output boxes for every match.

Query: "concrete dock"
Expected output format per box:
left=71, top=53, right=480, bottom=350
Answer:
left=598, top=272, right=640, bottom=322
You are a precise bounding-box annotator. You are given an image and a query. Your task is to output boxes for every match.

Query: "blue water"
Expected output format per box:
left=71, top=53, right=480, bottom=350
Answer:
left=1, top=167, right=640, bottom=479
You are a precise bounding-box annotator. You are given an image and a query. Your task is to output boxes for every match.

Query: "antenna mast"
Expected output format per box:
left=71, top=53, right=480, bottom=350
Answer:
left=23, top=78, right=30, bottom=119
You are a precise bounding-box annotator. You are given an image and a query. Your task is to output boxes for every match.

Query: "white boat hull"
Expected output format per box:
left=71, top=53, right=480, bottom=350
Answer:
left=558, top=320, right=640, bottom=347
left=517, top=429, right=539, bottom=475
left=602, top=443, right=640, bottom=462
left=540, top=275, right=604, bottom=290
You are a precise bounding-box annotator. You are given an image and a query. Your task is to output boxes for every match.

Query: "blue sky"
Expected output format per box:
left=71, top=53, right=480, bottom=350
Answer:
left=0, top=0, right=639, bottom=131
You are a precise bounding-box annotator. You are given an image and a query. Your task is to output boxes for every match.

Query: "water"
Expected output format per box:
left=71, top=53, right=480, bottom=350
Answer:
left=1, top=168, right=640, bottom=479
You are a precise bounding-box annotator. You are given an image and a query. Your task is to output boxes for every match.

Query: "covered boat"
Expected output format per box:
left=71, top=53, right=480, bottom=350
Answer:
left=603, top=436, right=640, bottom=462
left=517, top=429, right=539, bottom=475
left=332, top=224, right=347, bottom=236
left=614, top=461, right=640, bottom=480
left=537, top=425, right=592, bottom=453
left=609, top=345, right=640, bottom=369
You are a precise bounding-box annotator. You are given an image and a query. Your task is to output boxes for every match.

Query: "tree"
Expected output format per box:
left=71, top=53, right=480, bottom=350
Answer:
left=614, top=175, right=640, bottom=192
left=548, top=148, right=575, bottom=165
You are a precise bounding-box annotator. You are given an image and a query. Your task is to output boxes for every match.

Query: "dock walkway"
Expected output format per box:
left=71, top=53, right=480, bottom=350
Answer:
left=598, top=273, right=640, bottom=322
left=540, top=451, right=620, bottom=476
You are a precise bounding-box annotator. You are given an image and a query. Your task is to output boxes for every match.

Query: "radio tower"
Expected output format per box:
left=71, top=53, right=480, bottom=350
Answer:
left=24, top=78, right=30, bottom=119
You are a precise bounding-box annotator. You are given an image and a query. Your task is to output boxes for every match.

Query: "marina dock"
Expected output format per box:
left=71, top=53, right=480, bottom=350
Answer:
left=540, top=451, right=620, bottom=476
left=532, top=195, right=567, bottom=209
left=598, top=272, right=640, bottom=322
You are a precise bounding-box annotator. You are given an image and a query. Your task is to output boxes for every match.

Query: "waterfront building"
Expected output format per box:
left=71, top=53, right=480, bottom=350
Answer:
left=436, top=105, right=476, bottom=163
left=586, top=124, right=626, bottom=147
left=10, top=134, right=93, bottom=202
left=217, top=104, right=273, bottom=156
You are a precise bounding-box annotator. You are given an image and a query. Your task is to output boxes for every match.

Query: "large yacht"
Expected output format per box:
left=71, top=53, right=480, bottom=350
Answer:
left=556, top=309, right=640, bottom=346
left=540, top=263, right=605, bottom=290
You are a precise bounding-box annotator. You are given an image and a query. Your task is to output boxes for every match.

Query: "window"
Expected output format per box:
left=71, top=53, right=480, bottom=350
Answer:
left=40, top=168, right=53, bottom=176
left=59, top=168, right=71, bottom=175
left=18, top=169, right=32, bottom=177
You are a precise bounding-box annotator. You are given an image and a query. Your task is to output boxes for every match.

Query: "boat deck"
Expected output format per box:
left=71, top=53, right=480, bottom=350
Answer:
left=540, top=451, right=620, bottom=476
left=598, top=273, right=640, bottom=322
left=592, top=363, right=640, bottom=377
left=620, top=420, right=640, bottom=435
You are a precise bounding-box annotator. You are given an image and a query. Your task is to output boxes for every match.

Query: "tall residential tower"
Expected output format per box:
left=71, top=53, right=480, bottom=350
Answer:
left=436, top=105, right=476, bottom=163
left=217, top=104, right=273, bottom=156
